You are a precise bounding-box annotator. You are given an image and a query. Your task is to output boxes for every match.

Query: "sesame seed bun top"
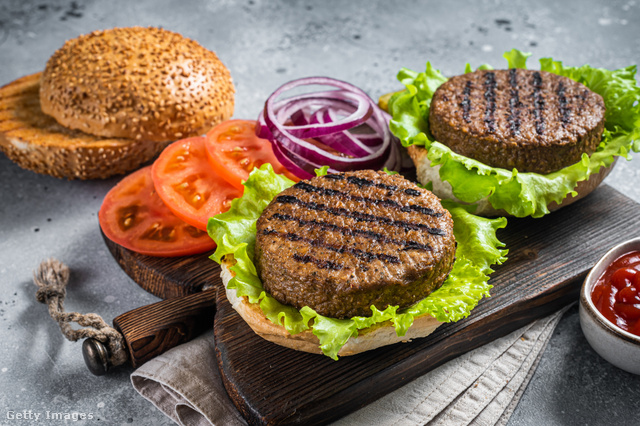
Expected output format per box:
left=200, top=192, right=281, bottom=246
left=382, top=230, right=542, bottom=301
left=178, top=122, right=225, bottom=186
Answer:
left=39, top=27, right=235, bottom=142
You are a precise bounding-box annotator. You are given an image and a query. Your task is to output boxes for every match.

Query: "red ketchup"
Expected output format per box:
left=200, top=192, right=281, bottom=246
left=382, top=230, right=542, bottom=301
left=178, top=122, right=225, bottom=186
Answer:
left=591, top=250, right=640, bottom=336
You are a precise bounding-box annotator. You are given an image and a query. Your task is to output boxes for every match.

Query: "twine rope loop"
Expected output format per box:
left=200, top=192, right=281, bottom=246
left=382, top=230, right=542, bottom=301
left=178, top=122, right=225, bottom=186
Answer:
left=33, top=259, right=128, bottom=367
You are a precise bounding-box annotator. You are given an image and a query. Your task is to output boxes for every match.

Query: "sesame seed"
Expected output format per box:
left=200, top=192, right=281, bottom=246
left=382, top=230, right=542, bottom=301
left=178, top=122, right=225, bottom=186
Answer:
left=39, top=27, right=234, bottom=143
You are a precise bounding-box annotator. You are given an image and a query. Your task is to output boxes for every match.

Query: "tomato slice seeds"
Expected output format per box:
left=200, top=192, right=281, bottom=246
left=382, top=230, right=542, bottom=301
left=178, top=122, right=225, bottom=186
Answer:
left=152, top=136, right=242, bottom=231
left=101, top=120, right=299, bottom=257
left=205, top=119, right=299, bottom=190
left=99, top=166, right=216, bottom=257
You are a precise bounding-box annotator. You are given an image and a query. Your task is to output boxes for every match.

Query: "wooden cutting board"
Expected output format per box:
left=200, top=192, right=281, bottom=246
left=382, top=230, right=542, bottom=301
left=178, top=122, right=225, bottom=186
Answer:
left=105, top=184, right=640, bottom=425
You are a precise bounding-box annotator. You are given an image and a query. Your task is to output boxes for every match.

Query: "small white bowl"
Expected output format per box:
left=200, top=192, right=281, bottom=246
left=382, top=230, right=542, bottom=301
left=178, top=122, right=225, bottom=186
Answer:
left=579, top=237, right=640, bottom=375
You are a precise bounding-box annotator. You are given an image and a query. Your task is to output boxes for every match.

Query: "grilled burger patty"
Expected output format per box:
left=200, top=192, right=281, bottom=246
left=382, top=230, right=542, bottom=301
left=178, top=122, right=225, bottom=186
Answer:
left=255, top=170, right=456, bottom=319
left=429, top=69, right=606, bottom=174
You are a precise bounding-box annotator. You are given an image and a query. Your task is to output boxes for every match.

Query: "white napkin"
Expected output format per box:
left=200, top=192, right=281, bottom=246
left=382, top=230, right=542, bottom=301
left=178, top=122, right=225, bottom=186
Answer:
left=132, top=309, right=566, bottom=426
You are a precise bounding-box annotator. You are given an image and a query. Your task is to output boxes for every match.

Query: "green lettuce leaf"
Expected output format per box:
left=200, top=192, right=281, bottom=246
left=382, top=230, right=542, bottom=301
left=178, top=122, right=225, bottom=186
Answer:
left=208, top=164, right=508, bottom=360
left=389, top=50, right=640, bottom=218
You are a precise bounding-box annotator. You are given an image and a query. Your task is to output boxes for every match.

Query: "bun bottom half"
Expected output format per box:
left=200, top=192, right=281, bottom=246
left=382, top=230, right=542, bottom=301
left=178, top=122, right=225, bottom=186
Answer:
left=0, top=73, right=167, bottom=180
left=407, top=145, right=615, bottom=217
left=220, top=256, right=442, bottom=356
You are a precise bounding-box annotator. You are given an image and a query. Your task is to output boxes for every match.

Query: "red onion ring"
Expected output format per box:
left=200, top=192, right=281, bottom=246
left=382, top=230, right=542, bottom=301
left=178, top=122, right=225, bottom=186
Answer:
left=257, top=76, right=403, bottom=179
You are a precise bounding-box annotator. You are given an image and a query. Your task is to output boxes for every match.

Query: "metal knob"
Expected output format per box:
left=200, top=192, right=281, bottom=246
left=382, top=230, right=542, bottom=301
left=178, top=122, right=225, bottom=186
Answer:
left=82, top=338, right=111, bottom=376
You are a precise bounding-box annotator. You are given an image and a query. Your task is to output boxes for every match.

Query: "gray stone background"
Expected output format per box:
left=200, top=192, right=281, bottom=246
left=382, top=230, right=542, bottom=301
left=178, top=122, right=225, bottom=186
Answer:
left=1, top=0, right=639, bottom=424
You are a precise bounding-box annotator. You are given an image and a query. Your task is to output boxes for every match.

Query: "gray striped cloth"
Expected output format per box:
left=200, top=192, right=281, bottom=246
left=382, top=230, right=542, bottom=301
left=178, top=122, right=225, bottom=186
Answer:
left=131, top=310, right=566, bottom=426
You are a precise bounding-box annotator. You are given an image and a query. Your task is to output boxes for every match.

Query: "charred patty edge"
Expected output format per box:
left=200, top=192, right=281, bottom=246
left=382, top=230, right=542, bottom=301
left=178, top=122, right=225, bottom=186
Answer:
left=429, top=69, right=606, bottom=174
left=255, top=170, right=457, bottom=319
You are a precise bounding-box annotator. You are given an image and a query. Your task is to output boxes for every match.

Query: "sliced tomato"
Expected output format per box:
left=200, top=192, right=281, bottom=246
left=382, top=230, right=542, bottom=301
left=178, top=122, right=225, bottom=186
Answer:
left=99, top=166, right=216, bottom=257
left=152, top=136, right=242, bottom=230
left=205, top=119, right=299, bottom=190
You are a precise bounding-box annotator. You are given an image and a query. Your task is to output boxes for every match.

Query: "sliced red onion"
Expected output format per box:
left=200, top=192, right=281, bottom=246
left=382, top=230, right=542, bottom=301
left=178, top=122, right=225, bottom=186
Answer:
left=270, top=140, right=317, bottom=180
left=312, top=108, right=377, bottom=157
left=257, top=76, right=403, bottom=179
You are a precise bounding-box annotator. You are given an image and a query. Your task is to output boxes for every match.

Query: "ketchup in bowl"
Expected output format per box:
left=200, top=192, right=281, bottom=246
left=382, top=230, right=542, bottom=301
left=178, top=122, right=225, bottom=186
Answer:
left=591, top=250, right=640, bottom=336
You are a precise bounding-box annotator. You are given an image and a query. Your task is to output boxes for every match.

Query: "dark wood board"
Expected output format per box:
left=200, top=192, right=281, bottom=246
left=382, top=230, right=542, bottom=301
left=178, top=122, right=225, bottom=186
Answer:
left=106, top=184, right=640, bottom=425
left=213, top=185, right=640, bottom=425
left=103, top=233, right=221, bottom=299
left=112, top=288, right=217, bottom=368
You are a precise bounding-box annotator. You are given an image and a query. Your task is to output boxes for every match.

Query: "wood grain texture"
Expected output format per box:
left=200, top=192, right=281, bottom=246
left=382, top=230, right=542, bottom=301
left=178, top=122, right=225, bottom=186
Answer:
left=104, top=185, right=640, bottom=424
left=113, top=288, right=216, bottom=368
left=103, top=232, right=222, bottom=366
left=103, top=230, right=221, bottom=299
left=213, top=185, right=640, bottom=425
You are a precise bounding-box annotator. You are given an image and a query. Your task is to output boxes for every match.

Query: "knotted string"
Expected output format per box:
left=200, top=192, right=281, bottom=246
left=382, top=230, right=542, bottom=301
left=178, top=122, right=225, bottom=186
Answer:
left=33, top=259, right=128, bottom=368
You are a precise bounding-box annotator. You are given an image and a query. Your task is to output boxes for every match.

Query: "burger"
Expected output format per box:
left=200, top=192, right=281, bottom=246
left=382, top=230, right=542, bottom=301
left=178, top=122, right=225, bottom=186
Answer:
left=0, top=27, right=235, bottom=179
left=209, top=165, right=507, bottom=359
left=386, top=49, right=640, bottom=218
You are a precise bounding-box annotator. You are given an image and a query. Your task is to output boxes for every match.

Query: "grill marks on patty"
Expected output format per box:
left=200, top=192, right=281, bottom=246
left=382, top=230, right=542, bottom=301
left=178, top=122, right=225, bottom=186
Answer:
left=264, top=213, right=432, bottom=255
left=429, top=68, right=606, bottom=174
left=262, top=175, right=446, bottom=271
left=531, top=71, right=546, bottom=135
left=292, top=253, right=344, bottom=271
left=255, top=170, right=456, bottom=318
left=507, top=68, right=522, bottom=136
left=273, top=194, right=446, bottom=235
left=266, top=229, right=402, bottom=266
left=483, top=71, right=497, bottom=133
left=556, top=82, right=571, bottom=129
left=263, top=175, right=446, bottom=269
left=461, top=80, right=473, bottom=123
left=291, top=181, right=442, bottom=216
